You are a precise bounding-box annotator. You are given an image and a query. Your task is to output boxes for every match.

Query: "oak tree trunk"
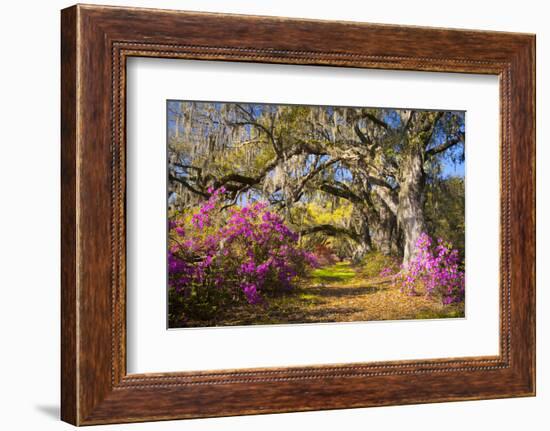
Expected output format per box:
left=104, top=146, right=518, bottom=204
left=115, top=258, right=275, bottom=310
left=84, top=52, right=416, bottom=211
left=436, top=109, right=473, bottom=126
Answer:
left=398, top=148, right=426, bottom=266
left=352, top=216, right=373, bottom=263
left=370, top=202, right=396, bottom=255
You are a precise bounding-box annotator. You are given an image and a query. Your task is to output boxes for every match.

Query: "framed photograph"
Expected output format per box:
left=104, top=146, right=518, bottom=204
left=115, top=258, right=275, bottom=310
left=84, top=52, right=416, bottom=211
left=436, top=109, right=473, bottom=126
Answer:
left=61, top=4, right=535, bottom=425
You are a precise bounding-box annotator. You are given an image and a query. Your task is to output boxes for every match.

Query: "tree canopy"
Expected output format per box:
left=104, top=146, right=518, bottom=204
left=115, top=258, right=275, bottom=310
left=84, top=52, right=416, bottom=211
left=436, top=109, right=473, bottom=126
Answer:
left=167, top=101, right=465, bottom=265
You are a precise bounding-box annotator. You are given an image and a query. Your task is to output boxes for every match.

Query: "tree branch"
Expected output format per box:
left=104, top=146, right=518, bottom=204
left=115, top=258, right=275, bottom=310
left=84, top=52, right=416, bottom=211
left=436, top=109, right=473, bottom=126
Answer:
left=300, top=224, right=362, bottom=243
left=363, top=113, right=389, bottom=129
left=425, top=132, right=464, bottom=157
left=372, top=186, right=398, bottom=215
left=216, top=173, right=259, bottom=186
left=293, top=158, right=341, bottom=199
left=353, top=124, right=372, bottom=145
left=366, top=175, right=394, bottom=189
left=168, top=174, right=209, bottom=198
left=320, top=182, right=363, bottom=204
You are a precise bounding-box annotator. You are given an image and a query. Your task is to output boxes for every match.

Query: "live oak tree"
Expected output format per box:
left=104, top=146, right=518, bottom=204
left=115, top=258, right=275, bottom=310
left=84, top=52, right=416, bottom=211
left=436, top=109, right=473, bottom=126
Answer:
left=167, top=101, right=464, bottom=265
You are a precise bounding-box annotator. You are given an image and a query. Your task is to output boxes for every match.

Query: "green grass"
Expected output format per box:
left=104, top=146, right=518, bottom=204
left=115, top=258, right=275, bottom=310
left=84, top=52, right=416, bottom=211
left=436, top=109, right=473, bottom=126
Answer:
left=309, top=262, right=356, bottom=284
left=298, top=293, right=319, bottom=300
left=414, top=308, right=465, bottom=320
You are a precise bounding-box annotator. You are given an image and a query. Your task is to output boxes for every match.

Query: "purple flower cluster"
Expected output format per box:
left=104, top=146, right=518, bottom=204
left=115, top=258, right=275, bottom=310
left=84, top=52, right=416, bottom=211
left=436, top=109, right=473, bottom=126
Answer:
left=168, top=188, right=318, bottom=306
left=190, top=186, right=225, bottom=229
left=396, top=232, right=465, bottom=305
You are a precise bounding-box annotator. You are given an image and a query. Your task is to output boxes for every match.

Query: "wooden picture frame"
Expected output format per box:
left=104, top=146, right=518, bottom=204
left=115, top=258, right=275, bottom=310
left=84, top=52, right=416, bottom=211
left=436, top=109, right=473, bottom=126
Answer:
left=61, top=4, right=535, bottom=425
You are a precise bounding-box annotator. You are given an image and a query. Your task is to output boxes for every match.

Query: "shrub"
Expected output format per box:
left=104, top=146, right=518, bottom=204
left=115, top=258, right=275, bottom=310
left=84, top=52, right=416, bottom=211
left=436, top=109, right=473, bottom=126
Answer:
left=168, top=187, right=318, bottom=321
left=394, top=232, right=464, bottom=305
left=360, top=251, right=399, bottom=278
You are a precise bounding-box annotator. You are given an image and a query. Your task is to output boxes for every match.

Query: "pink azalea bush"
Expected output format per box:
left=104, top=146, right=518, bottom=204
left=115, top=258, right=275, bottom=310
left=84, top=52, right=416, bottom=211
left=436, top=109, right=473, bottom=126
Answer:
left=168, top=187, right=318, bottom=320
left=388, top=232, right=464, bottom=305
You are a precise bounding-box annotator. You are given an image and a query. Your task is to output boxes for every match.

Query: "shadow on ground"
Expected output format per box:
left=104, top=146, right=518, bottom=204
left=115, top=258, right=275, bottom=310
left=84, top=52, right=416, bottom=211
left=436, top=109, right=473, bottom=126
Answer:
left=307, top=284, right=388, bottom=298
left=35, top=404, right=59, bottom=420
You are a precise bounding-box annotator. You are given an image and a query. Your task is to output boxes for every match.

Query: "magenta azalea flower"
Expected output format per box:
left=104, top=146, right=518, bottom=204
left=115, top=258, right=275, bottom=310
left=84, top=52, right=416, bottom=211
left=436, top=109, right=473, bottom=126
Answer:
left=168, top=187, right=317, bottom=305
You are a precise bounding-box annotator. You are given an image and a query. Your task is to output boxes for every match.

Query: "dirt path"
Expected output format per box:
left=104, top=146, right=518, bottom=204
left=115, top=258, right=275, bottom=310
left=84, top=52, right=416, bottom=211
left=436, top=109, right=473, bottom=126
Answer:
left=222, top=261, right=463, bottom=326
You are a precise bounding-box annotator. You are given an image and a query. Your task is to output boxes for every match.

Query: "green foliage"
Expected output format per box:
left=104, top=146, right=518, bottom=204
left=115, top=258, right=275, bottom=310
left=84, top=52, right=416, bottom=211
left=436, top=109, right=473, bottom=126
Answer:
left=360, top=251, right=400, bottom=278
left=303, top=200, right=353, bottom=225
left=295, top=200, right=356, bottom=259
left=424, top=177, right=465, bottom=260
